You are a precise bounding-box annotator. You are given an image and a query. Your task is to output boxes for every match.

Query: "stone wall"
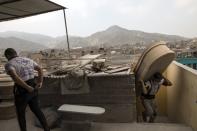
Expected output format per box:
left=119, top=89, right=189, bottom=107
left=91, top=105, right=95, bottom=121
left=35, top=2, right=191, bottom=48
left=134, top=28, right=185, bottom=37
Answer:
left=38, top=73, right=136, bottom=123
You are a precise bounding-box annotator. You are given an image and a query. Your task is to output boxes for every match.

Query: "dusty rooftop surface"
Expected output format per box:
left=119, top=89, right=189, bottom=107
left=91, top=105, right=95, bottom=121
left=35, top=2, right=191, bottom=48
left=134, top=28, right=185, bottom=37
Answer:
left=0, top=110, right=193, bottom=131
left=0, top=109, right=60, bottom=131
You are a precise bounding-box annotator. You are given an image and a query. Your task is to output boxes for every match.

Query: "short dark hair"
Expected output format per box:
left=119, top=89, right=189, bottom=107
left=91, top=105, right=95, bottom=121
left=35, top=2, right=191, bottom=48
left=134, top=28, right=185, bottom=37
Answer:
left=4, top=48, right=18, bottom=59
left=153, top=72, right=163, bottom=80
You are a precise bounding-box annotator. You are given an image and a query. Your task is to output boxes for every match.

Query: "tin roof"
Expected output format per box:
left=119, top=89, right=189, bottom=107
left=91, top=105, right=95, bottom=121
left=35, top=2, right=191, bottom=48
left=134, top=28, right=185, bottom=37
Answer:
left=0, top=0, right=66, bottom=22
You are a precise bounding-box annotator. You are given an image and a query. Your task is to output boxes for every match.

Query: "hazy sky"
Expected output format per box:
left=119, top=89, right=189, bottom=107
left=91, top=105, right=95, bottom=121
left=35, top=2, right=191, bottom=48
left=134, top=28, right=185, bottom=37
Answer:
left=0, top=0, right=197, bottom=38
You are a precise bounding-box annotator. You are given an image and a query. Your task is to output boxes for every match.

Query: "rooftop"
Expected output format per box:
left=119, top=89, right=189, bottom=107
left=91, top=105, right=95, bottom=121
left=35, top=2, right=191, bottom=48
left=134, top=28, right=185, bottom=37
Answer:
left=0, top=110, right=193, bottom=131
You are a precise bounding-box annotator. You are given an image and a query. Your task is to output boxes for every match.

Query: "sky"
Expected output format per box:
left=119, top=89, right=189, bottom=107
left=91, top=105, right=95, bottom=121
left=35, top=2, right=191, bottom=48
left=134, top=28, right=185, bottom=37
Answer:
left=0, top=0, right=197, bottom=38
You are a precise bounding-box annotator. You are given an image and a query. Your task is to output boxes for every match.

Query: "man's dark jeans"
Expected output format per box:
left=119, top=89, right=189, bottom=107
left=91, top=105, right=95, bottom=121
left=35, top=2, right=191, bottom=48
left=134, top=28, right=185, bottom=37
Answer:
left=14, top=79, right=50, bottom=131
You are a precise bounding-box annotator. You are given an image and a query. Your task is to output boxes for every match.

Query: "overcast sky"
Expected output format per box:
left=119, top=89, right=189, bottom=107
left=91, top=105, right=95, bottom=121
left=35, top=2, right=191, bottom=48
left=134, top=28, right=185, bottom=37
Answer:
left=0, top=0, right=196, bottom=38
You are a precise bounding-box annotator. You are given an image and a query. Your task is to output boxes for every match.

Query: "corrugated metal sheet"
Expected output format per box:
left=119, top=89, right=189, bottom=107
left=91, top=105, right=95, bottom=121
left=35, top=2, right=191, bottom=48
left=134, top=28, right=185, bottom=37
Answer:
left=0, top=0, right=65, bottom=22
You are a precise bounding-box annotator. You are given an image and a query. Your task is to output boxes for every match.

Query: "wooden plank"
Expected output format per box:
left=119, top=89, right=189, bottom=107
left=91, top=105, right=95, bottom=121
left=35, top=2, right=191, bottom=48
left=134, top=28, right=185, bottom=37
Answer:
left=78, top=54, right=102, bottom=68
left=53, top=54, right=102, bottom=74
left=105, top=67, right=130, bottom=74
left=58, top=104, right=105, bottom=115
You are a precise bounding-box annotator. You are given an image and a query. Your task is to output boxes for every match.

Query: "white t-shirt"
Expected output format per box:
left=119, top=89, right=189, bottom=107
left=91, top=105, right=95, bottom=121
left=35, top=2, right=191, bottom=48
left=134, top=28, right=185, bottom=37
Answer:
left=5, top=57, right=38, bottom=81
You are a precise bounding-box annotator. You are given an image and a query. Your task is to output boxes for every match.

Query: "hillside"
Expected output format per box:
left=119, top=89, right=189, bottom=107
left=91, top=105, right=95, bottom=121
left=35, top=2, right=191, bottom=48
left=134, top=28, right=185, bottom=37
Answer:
left=0, top=25, right=188, bottom=49
left=56, top=25, right=188, bottom=48
left=85, top=25, right=187, bottom=46
left=0, top=37, right=47, bottom=51
left=0, top=31, right=55, bottom=48
left=55, top=36, right=90, bottom=48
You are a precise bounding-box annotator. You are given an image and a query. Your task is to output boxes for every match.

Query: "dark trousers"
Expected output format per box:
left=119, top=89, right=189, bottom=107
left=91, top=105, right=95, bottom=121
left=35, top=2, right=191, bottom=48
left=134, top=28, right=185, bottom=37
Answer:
left=14, top=79, right=50, bottom=131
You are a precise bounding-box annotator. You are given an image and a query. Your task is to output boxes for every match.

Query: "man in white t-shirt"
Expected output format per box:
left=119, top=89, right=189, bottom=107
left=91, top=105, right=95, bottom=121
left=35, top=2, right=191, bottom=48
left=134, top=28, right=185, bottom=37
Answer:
left=4, top=48, right=49, bottom=131
left=140, top=72, right=172, bottom=122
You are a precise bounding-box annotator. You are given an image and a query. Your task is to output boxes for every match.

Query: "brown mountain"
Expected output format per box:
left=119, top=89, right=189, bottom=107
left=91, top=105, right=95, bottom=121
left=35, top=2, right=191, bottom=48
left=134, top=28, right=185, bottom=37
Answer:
left=56, top=25, right=188, bottom=48
left=0, top=25, right=189, bottom=50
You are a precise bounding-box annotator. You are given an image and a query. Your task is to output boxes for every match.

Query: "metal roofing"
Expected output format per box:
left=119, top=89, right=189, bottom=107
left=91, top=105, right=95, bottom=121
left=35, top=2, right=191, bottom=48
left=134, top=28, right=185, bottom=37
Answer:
left=0, top=0, right=66, bottom=22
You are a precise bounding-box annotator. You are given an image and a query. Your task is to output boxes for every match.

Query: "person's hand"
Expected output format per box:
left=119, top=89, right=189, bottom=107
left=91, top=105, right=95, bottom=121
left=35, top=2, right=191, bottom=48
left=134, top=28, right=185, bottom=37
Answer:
left=27, top=86, right=34, bottom=93
left=35, top=82, right=42, bottom=90
left=139, top=79, right=144, bottom=83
